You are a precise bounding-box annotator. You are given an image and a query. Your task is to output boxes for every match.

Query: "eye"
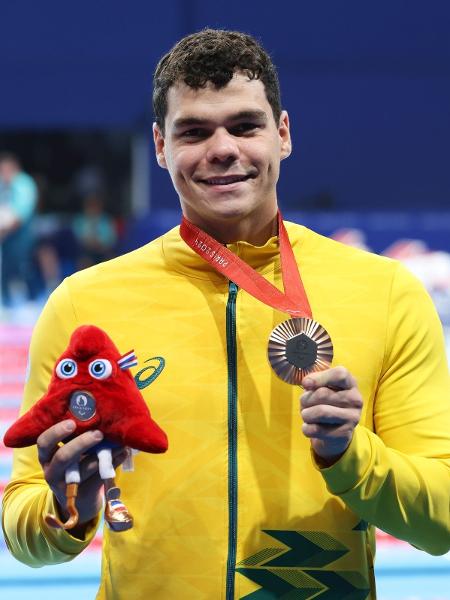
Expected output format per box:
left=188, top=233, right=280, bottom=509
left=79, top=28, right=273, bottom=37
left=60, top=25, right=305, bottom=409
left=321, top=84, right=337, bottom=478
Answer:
left=180, top=128, right=208, bottom=140
left=88, top=359, right=113, bottom=380
left=230, top=122, right=259, bottom=136
left=56, top=359, right=78, bottom=379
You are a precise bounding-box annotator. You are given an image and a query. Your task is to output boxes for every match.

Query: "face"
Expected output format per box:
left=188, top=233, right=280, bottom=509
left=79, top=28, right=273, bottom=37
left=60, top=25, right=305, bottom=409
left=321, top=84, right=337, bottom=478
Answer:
left=0, top=159, right=18, bottom=184
left=153, top=73, right=291, bottom=233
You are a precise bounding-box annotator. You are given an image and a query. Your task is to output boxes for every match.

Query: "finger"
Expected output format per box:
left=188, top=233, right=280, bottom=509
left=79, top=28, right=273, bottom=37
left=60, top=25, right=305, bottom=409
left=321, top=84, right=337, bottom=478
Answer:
left=301, top=405, right=360, bottom=426
left=78, top=447, right=128, bottom=482
left=76, top=471, right=104, bottom=500
left=302, top=366, right=356, bottom=391
left=302, top=421, right=351, bottom=440
left=44, top=430, right=104, bottom=483
left=112, top=447, right=128, bottom=463
left=55, top=471, right=105, bottom=524
left=301, top=387, right=363, bottom=410
left=37, top=420, right=77, bottom=465
left=77, top=453, right=101, bottom=482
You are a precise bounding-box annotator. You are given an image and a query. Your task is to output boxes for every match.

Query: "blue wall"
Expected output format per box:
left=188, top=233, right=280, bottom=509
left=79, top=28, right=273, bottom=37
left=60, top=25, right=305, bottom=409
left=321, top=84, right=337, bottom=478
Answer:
left=1, top=0, right=450, bottom=210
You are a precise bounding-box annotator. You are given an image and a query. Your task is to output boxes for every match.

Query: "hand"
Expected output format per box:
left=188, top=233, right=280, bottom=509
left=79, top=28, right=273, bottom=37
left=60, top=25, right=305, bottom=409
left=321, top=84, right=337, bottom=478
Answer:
left=300, top=366, right=363, bottom=467
left=37, top=420, right=127, bottom=530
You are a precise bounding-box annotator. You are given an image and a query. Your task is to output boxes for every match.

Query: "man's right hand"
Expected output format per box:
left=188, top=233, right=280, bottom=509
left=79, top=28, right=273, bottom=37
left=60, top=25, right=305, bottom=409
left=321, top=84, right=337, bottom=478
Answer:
left=36, top=420, right=127, bottom=533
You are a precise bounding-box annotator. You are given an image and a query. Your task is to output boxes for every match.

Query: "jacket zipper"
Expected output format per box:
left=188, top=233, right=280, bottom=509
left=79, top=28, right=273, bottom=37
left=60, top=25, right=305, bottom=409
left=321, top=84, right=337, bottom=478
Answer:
left=226, top=280, right=238, bottom=600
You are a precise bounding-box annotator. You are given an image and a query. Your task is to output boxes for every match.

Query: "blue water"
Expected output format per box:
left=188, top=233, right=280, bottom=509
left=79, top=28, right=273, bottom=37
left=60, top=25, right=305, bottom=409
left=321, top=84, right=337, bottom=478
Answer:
left=0, top=543, right=449, bottom=599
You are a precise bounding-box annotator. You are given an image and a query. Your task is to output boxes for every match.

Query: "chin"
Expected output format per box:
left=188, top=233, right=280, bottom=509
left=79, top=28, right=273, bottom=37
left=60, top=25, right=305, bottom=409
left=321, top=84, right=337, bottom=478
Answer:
left=209, top=196, right=259, bottom=216
left=208, top=206, right=254, bottom=222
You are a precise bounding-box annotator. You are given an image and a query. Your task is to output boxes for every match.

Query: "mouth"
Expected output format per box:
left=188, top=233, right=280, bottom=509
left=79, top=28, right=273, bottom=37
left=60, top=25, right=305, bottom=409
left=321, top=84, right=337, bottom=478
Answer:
left=70, top=381, right=93, bottom=388
left=199, top=173, right=255, bottom=186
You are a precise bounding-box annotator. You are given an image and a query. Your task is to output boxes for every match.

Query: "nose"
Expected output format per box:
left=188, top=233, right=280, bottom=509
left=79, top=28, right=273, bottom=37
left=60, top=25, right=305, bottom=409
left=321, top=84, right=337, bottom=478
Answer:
left=205, top=128, right=240, bottom=164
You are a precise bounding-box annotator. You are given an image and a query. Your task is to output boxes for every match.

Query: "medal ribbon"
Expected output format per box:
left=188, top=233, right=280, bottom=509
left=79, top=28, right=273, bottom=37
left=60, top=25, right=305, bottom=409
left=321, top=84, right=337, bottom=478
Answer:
left=179, top=211, right=312, bottom=318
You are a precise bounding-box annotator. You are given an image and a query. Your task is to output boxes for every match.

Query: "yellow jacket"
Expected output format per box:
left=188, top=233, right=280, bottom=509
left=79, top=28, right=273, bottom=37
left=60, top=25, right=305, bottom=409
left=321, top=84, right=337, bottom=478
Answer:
left=3, top=223, right=450, bottom=599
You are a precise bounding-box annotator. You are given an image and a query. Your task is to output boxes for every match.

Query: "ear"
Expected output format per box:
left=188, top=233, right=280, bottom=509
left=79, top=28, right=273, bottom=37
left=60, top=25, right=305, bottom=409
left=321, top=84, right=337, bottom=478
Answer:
left=153, top=122, right=168, bottom=169
left=278, top=110, right=292, bottom=160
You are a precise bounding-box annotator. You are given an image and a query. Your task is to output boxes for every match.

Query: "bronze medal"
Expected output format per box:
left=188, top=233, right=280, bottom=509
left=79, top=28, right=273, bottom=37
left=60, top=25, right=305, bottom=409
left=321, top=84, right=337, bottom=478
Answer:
left=268, top=318, right=333, bottom=385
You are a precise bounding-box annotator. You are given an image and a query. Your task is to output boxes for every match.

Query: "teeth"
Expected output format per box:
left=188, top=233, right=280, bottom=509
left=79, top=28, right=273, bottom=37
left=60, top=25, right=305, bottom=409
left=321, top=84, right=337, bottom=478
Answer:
left=205, top=176, right=247, bottom=185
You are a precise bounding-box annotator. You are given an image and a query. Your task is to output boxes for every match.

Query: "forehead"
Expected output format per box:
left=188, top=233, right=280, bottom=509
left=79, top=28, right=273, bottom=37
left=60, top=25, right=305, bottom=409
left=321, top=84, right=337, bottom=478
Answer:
left=165, top=73, right=273, bottom=127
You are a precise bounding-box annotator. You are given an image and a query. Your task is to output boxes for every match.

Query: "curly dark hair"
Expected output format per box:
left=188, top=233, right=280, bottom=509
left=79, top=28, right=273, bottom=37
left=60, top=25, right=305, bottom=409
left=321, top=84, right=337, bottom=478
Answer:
left=153, top=29, right=282, bottom=134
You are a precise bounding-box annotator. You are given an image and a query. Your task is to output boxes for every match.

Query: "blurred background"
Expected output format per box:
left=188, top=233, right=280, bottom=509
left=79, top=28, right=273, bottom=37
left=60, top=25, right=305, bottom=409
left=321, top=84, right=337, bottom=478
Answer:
left=0, top=1, right=449, bottom=598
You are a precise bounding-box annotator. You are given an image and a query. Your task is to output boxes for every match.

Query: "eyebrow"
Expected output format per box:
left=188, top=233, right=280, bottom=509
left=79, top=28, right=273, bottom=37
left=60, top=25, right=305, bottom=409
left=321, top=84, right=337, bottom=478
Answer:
left=172, top=110, right=268, bottom=131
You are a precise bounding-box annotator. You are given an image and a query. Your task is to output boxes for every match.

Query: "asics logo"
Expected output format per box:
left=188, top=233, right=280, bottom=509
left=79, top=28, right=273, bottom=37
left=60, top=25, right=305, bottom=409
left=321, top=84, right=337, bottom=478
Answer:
left=134, top=356, right=165, bottom=390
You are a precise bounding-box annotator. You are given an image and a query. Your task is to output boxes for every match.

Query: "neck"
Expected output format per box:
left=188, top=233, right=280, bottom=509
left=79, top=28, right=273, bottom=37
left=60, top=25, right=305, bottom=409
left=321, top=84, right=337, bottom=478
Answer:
left=183, top=210, right=279, bottom=246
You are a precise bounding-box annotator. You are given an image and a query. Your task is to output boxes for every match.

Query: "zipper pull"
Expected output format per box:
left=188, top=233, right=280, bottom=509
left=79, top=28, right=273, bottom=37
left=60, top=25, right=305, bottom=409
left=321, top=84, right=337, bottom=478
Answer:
left=228, top=281, right=238, bottom=295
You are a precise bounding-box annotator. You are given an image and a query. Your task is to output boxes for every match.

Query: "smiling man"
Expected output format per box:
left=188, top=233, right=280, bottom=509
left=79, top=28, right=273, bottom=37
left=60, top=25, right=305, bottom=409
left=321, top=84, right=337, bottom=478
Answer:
left=153, top=72, right=291, bottom=245
left=3, top=29, right=450, bottom=600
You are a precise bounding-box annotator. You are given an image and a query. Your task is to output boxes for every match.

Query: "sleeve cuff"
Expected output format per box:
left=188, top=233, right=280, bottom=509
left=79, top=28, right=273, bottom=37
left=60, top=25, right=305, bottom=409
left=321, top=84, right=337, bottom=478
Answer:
left=312, top=425, right=375, bottom=495
left=40, top=490, right=101, bottom=555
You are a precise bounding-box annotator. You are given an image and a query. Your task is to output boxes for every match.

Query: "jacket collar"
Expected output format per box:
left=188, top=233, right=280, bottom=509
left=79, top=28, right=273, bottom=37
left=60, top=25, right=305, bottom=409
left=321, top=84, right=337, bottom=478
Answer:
left=161, top=221, right=306, bottom=281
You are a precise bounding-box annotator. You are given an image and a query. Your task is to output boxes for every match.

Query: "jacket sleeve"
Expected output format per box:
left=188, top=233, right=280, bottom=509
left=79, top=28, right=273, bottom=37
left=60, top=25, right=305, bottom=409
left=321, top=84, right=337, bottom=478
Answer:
left=318, top=262, right=450, bottom=555
left=1, top=280, right=100, bottom=567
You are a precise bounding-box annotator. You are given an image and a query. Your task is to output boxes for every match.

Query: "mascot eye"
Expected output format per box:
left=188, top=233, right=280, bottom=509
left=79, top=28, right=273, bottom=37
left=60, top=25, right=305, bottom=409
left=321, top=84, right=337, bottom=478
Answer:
left=88, top=359, right=113, bottom=380
left=56, top=359, right=78, bottom=379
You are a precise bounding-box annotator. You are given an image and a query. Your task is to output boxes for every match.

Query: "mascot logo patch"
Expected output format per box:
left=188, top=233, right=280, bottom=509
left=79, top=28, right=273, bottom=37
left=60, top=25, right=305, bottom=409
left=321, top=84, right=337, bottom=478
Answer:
left=134, top=357, right=165, bottom=390
left=69, top=390, right=96, bottom=420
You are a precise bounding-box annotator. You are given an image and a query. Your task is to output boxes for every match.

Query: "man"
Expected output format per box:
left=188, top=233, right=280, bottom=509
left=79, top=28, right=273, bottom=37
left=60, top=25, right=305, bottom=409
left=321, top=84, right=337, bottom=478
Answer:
left=3, top=29, right=450, bottom=599
left=0, top=152, right=38, bottom=306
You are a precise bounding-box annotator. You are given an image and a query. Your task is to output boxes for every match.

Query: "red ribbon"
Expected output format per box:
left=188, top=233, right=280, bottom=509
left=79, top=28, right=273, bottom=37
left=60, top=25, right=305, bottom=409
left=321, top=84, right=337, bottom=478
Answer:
left=179, top=211, right=312, bottom=318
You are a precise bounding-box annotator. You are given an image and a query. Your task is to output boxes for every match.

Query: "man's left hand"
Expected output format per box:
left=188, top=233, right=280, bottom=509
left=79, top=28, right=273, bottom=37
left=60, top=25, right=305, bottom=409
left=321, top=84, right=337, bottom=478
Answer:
left=300, top=366, right=363, bottom=467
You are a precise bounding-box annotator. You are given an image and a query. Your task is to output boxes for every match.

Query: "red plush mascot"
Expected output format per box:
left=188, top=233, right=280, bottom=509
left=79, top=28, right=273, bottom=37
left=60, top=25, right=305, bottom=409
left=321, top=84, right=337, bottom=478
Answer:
left=3, top=325, right=168, bottom=532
